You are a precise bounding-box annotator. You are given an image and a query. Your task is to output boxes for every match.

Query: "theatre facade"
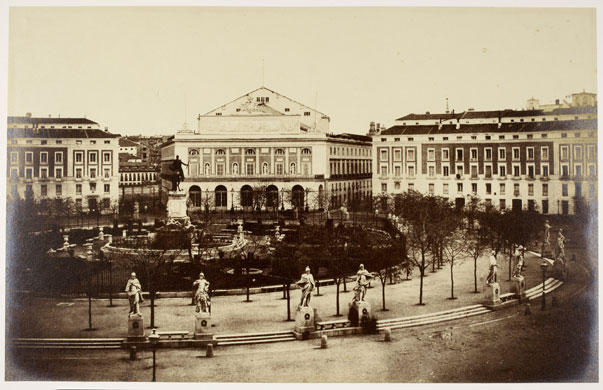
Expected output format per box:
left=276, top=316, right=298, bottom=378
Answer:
left=160, top=87, right=372, bottom=212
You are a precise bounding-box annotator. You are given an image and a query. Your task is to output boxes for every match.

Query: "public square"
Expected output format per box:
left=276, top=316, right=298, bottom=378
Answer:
left=4, top=5, right=600, bottom=386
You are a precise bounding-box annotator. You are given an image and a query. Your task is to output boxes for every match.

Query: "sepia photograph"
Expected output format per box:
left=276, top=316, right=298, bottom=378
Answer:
left=2, top=1, right=600, bottom=385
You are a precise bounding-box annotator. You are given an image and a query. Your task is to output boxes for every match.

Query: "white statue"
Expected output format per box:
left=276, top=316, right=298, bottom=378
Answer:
left=353, top=264, right=372, bottom=302
left=296, top=266, right=315, bottom=307
left=486, top=251, right=499, bottom=284
left=125, top=272, right=144, bottom=317
left=544, top=220, right=551, bottom=246
left=193, top=272, right=211, bottom=313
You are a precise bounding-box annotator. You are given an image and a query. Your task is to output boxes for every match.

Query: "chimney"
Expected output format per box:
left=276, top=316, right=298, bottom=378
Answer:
left=48, top=114, right=51, bottom=118
left=104, top=126, right=109, bottom=132
left=555, top=99, right=560, bottom=105
left=369, top=121, right=376, bottom=133
left=26, top=112, right=32, bottom=118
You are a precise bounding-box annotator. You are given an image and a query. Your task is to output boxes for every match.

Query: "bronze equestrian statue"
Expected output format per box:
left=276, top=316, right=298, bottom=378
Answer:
left=161, top=155, right=188, bottom=191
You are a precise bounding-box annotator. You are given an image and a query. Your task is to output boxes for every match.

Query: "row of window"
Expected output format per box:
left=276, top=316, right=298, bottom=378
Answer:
left=188, top=161, right=311, bottom=176
left=120, top=172, right=158, bottom=182
left=331, top=180, right=371, bottom=193
left=380, top=130, right=594, bottom=142
left=382, top=181, right=596, bottom=199
left=401, top=116, right=594, bottom=127
left=330, top=146, right=371, bottom=157
left=379, top=161, right=596, bottom=179
left=329, top=159, right=371, bottom=176
left=380, top=146, right=553, bottom=163
left=189, top=148, right=312, bottom=156
left=10, top=150, right=113, bottom=165
left=10, top=139, right=112, bottom=145
left=23, top=183, right=111, bottom=197
left=380, top=144, right=596, bottom=164
left=10, top=166, right=113, bottom=180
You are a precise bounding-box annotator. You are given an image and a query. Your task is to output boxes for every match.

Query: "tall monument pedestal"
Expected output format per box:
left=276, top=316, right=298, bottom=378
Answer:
left=512, top=276, right=526, bottom=301
left=167, top=191, right=189, bottom=223
left=127, top=315, right=145, bottom=341
left=485, top=283, right=501, bottom=309
left=348, top=300, right=371, bottom=327
left=293, top=306, right=316, bottom=339
left=194, top=312, right=213, bottom=340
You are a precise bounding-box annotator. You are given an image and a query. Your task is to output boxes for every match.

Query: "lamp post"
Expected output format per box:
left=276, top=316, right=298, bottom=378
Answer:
left=540, top=261, right=548, bottom=310
left=107, top=257, right=114, bottom=307
left=230, top=188, right=235, bottom=216
left=148, top=329, right=160, bottom=382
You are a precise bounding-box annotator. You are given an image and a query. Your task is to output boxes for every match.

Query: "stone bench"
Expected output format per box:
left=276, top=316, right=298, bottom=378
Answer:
left=157, top=331, right=189, bottom=340
left=316, top=320, right=350, bottom=330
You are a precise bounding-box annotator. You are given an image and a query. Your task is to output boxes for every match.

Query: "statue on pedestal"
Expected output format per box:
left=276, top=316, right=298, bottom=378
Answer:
left=161, top=155, right=188, bottom=191
left=544, top=220, right=551, bottom=246
left=125, top=272, right=144, bottom=317
left=486, top=251, right=499, bottom=285
left=513, top=246, right=524, bottom=278
left=352, top=264, right=372, bottom=302
left=557, top=229, right=566, bottom=259
left=193, top=273, right=211, bottom=313
left=296, top=266, right=315, bottom=307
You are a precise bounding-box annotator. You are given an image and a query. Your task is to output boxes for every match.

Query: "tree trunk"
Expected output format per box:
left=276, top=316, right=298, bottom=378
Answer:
left=282, top=284, right=287, bottom=299
left=246, top=264, right=251, bottom=302
left=473, top=256, right=478, bottom=293
left=381, top=278, right=386, bottom=311
left=343, top=276, right=347, bottom=292
left=315, top=279, right=321, bottom=296
left=150, top=291, right=156, bottom=328
left=88, top=294, right=92, bottom=330
left=335, top=281, right=341, bottom=316
left=286, top=283, right=291, bottom=321
left=450, top=262, right=455, bottom=299
left=419, top=252, right=425, bottom=305
left=508, top=244, right=513, bottom=281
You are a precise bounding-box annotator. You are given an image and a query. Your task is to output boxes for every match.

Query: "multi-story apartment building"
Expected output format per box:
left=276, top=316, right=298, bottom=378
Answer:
left=160, top=87, right=372, bottom=211
left=372, top=94, right=597, bottom=215
left=119, top=162, right=160, bottom=200
left=7, top=114, right=120, bottom=214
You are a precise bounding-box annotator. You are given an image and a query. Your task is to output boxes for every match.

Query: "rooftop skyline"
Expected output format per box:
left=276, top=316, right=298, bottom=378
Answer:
left=7, top=6, right=597, bottom=136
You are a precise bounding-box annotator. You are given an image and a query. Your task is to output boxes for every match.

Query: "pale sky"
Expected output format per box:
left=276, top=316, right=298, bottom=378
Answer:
left=7, top=6, right=598, bottom=136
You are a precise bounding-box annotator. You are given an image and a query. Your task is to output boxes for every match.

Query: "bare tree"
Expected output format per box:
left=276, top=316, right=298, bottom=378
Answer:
left=442, top=222, right=465, bottom=299
left=270, top=236, right=304, bottom=321
left=121, top=228, right=187, bottom=328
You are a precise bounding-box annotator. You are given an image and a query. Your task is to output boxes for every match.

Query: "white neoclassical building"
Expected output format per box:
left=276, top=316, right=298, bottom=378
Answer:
left=160, top=87, right=372, bottom=212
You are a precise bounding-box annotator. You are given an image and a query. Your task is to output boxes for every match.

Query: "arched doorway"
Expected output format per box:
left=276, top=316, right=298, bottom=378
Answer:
left=215, top=185, right=227, bottom=208
left=189, top=185, right=201, bottom=207
left=266, top=185, right=279, bottom=209
left=240, top=185, right=253, bottom=209
left=291, top=185, right=304, bottom=210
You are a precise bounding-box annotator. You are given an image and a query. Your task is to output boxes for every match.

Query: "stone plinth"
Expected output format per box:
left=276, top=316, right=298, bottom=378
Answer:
left=127, top=315, right=145, bottom=340
left=294, top=306, right=315, bottom=334
left=194, top=312, right=213, bottom=340
left=167, top=191, right=188, bottom=219
left=487, top=283, right=501, bottom=304
left=348, top=300, right=371, bottom=327
left=512, top=276, right=526, bottom=300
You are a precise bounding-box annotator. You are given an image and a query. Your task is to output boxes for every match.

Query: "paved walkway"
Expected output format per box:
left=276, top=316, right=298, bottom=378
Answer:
left=7, top=251, right=547, bottom=338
